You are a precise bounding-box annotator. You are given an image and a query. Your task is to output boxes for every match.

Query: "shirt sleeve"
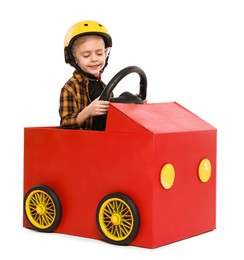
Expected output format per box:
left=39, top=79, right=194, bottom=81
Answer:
left=59, top=87, right=79, bottom=129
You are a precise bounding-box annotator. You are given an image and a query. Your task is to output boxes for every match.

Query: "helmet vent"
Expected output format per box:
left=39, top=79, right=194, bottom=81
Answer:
left=83, top=23, right=103, bottom=28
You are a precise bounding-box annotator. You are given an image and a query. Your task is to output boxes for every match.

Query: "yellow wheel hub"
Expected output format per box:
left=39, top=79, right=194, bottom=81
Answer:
left=36, top=204, right=46, bottom=215
left=111, top=213, right=121, bottom=225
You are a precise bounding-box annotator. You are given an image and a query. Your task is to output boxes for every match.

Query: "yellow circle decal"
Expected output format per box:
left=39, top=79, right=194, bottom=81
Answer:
left=160, top=163, right=175, bottom=189
left=198, top=158, right=211, bottom=183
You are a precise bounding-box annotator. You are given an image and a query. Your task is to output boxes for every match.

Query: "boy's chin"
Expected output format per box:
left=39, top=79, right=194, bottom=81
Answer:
left=88, top=69, right=100, bottom=76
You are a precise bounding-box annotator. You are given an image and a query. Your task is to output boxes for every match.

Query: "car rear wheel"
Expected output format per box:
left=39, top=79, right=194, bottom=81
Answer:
left=96, top=192, right=140, bottom=245
left=24, top=185, right=62, bottom=232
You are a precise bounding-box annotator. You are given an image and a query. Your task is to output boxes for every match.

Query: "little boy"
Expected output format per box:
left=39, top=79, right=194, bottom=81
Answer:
left=59, top=20, right=112, bottom=130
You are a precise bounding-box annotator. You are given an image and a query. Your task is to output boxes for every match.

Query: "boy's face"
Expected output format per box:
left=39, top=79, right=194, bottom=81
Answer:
left=73, top=36, right=107, bottom=77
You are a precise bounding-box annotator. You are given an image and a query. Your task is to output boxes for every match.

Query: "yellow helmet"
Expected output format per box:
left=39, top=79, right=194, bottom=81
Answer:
left=64, top=20, right=112, bottom=65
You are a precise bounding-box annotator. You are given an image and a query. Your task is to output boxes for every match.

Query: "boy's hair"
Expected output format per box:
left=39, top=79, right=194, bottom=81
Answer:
left=72, top=35, right=105, bottom=57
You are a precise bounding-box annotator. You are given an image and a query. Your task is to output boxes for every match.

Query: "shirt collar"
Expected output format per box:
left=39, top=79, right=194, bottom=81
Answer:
left=73, top=69, right=100, bottom=82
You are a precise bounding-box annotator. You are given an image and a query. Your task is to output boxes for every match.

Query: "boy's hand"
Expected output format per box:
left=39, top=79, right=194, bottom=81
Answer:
left=87, top=97, right=110, bottom=116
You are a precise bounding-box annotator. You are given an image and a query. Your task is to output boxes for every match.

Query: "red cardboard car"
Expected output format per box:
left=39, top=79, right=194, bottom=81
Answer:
left=23, top=67, right=217, bottom=248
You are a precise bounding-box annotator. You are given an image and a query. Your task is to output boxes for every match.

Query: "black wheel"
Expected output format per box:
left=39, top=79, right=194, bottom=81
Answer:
left=96, top=192, right=140, bottom=245
left=24, top=185, right=62, bottom=232
left=99, top=66, right=147, bottom=104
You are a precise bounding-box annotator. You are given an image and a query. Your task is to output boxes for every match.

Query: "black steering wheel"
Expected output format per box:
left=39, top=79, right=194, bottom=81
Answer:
left=99, top=66, right=147, bottom=104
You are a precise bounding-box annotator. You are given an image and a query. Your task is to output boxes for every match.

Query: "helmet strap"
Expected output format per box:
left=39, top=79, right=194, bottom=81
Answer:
left=100, top=48, right=111, bottom=74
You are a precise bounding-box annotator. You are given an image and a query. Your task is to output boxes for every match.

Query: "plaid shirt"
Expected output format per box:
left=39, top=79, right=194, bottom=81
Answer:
left=59, top=70, right=106, bottom=130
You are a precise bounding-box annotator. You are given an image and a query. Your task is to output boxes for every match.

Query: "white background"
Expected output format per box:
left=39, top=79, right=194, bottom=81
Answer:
left=1, top=0, right=243, bottom=259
